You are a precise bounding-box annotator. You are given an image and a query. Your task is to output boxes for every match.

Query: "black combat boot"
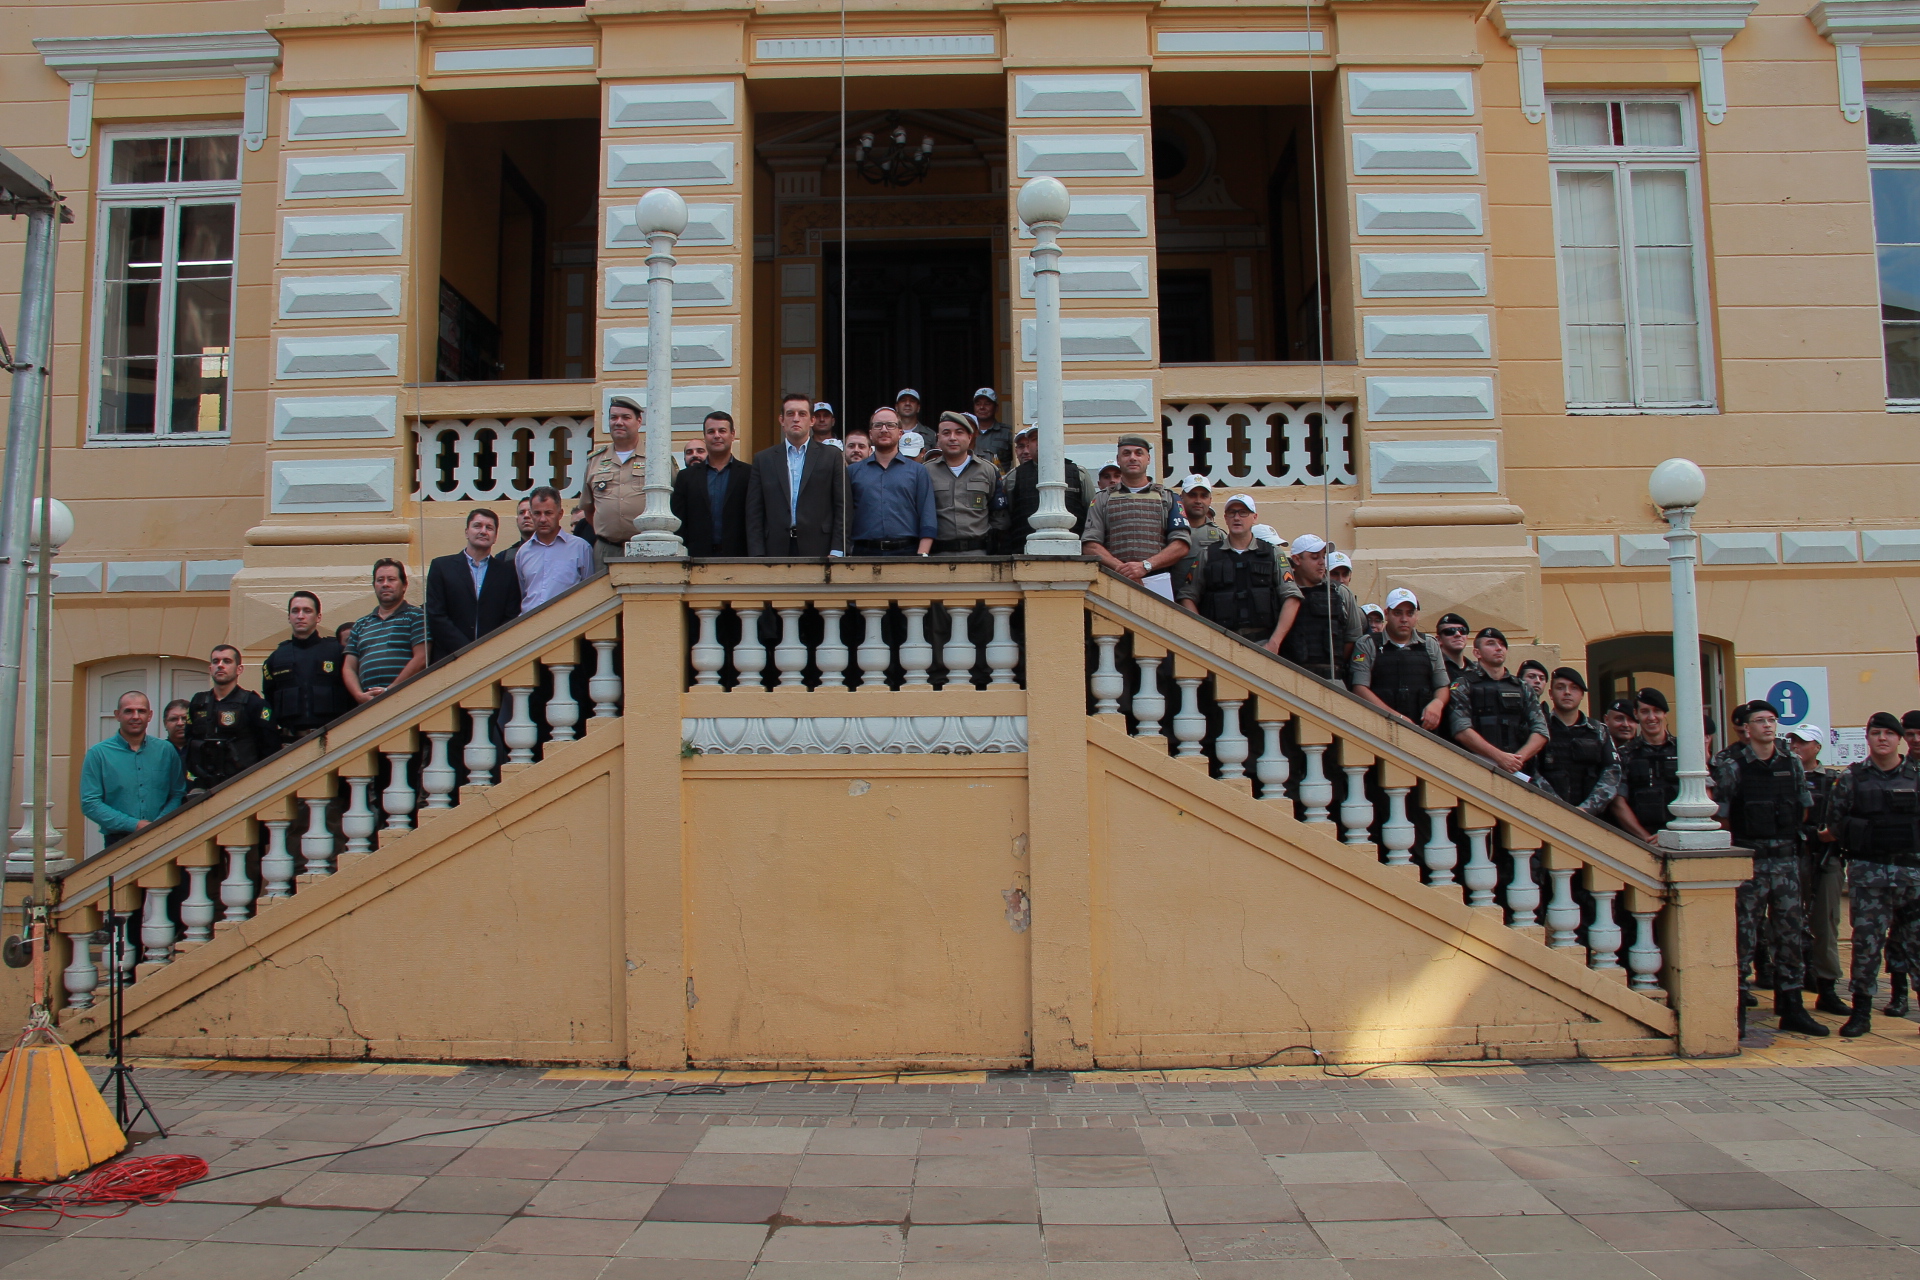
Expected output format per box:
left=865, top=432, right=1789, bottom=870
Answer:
left=1775, top=989, right=1831, bottom=1037
left=1840, top=994, right=1874, bottom=1038
left=1815, top=978, right=1851, bottom=1017
left=1883, top=972, right=1910, bottom=1018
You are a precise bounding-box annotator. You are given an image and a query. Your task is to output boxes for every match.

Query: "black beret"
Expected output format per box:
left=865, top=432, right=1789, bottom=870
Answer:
left=1636, top=687, right=1669, bottom=712
left=1870, top=711, right=1905, bottom=735
left=1550, top=666, right=1586, bottom=691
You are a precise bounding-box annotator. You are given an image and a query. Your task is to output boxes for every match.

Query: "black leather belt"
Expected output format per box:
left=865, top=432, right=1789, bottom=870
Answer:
left=932, top=537, right=987, bottom=554
left=854, top=538, right=918, bottom=553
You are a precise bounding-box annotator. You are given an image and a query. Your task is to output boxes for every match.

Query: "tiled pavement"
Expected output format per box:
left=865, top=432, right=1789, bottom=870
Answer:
left=6, top=1029, right=1920, bottom=1279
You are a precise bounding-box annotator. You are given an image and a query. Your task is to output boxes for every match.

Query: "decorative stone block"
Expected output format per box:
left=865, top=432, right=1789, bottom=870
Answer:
left=781, top=263, right=816, bottom=297
left=1015, top=74, right=1143, bottom=117
left=1017, top=193, right=1151, bottom=240
left=606, top=201, right=732, bottom=248
left=607, top=81, right=735, bottom=128
left=1351, top=132, right=1480, bottom=176
left=1156, top=31, right=1323, bottom=53
left=283, top=153, right=407, bottom=201
left=781, top=355, right=815, bottom=397
left=1781, top=530, right=1858, bottom=563
left=1021, top=316, right=1153, bottom=362
left=433, top=46, right=594, bottom=74
left=281, top=214, right=404, bottom=259
left=602, top=325, right=733, bottom=370
left=1359, top=253, right=1488, bottom=297
left=1020, top=255, right=1151, bottom=298
left=1365, top=376, right=1496, bottom=420
left=1368, top=439, right=1499, bottom=494
left=754, top=35, right=998, bottom=61
left=1618, top=533, right=1671, bottom=567
left=1020, top=379, right=1156, bottom=425
left=275, top=334, right=401, bottom=380
left=1362, top=314, right=1492, bottom=359
left=184, top=560, right=244, bottom=592
left=278, top=275, right=402, bottom=319
left=602, top=383, right=734, bottom=429
left=781, top=304, right=816, bottom=348
left=1700, top=532, right=1778, bottom=565
left=1863, top=529, right=1920, bottom=561
left=270, top=459, right=396, bottom=513
left=273, top=395, right=397, bottom=439
left=1355, top=192, right=1485, bottom=236
left=1014, top=134, right=1147, bottom=178
left=105, top=561, right=183, bottom=593
left=52, top=562, right=102, bottom=594
left=606, top=142, right=735, bottom=187
left=1348, top=71, right=1477, bottom=117
left=683, top=715, right=1027, bottom=755
left=1537, top=535, right=1616, bottom=568
left=604, top=262, right=733, bottom=309
left=286, top=94, right=409, bottom=141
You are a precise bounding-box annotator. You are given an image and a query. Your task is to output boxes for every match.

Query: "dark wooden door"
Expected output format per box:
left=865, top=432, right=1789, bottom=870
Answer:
left=823, top=239, right=995, bottom=429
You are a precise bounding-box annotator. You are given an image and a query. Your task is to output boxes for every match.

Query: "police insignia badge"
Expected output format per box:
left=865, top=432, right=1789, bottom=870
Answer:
left=323, top=660, right=334, bottom=672
left=219, top=711, right=236, bottom=727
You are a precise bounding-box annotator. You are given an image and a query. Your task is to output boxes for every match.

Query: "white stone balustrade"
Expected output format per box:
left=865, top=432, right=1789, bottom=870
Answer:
left=689, top=601, right=1026, bottom=692
left=413, top=416, right=594, bottom=502
left=1160, top=401, right=1357, bottom=489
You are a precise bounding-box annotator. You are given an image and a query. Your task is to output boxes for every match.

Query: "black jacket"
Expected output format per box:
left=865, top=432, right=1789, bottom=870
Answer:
left=262, top=633, right=350, bottom=741
left=424, top=549, right=523, bottom=664
left=745, top=439, right=847, bottom=557
left=671, top=457, right=754, bottom=556
left=183, top=686, right=279, bottom=788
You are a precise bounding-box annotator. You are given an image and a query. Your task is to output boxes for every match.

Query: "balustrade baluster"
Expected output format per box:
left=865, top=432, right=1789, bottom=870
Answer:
left=899, top=606, right=934, bottom=687
left=1214, top=699, right=1249, bottom=779
left=1587, top=889, right=1623, bottom=970
left=463, top=709, right=498, bottom=787
left=1506, top=847, right=1541, bottom=929
left=817, top=607, right=849, bottom=687
left=140, top=887, right=176, bottom=964
left=1338, top=765, right=1373, bottom=845
left=545, top=663, right=580, bottom=742
left=774, top=608, right=809, bottom=687
left=1380, top=787, right=1416, bottom=866
left=857, top=606, right=890, bottom=688
left=1544, top=865, right=1581, bottom=947
left=690, top=608, right=725, bottom=687
left=180, top=867, right=215, bottom=943
left=305, top=795, right=341, bottom=870
left=261, top=819, right=295, bottom=900
left=589, top=639, right=622, bottom=714
left=1089, top=634, right=1124, bottom=713
left=62, top=926, right=97, bottom=1010
left=1421, top=805, right=1458, bottom=887
left=1461, top=826, right=1497, bottom=908
left=421, top=732, right=458, bottom=807
left=942, top=606, right=976, bottom=689
left=1626, top=911, right=1663, bottom=990
left=1132, top=657, right=1165, bottom=738
left=733, top=608, right=768, bottom=689
left=1297, top=744, right=1333, bottom=824
left=382, top=749, right=417, bottom=833
left=1171, top=677, right=1207, bottom=758
left=503, top=685, right=539, bottom=765
left=1254, top=720, right=1290, bottom=799
left=986, top=606, right=1019, bottom=688
left=220, top=844, right=255, bottom=923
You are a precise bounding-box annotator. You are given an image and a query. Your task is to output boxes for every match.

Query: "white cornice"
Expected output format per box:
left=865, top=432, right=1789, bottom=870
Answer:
left=1807, top=1, right=1920, bottom=122
left=33, top=31, right=282, bottom=157
left=1494, top=2, right=1757, bottom=124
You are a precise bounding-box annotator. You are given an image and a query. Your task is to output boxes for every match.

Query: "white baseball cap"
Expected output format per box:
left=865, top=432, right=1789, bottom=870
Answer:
left=822, top=437, right=845, bottom=451
left=814, top=401, right=833, bottom=413
left=973, top=387, right=997, bottom=401
left=1291, top=532, right=1329, bottom=555
left=1180, top=474, right=1211, bottom=494
left=1328, top=551, right=1353, bottom=571
left=1223, top=494, right=1257, bottom=515
left=896, top=388, right=921, bottom=402
left=1363, top=603, right=1384, bottom=617
left=1385, top=587, right=1419, bottom=610
left=1252, top=524, right=1283, bottom=546
left=900, top=430, right=925, bottom=457
left=1784, top=723, right=1826, bottom=744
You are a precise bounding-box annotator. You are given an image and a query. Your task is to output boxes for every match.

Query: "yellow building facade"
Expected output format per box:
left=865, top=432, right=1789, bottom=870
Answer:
left=2, top=0, right=1917, bottom=1066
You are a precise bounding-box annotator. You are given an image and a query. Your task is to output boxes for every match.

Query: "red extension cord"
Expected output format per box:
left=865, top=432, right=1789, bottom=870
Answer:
left=0, top=1155, right=209, bottom=1227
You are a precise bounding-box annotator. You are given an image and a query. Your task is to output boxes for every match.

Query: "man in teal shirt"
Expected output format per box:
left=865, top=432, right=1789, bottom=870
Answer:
left=80, top=691, right=186, bottom=847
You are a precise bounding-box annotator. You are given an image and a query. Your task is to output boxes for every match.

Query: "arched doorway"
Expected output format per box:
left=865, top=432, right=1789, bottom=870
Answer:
left=1586, top=634, right=1731, bottom=744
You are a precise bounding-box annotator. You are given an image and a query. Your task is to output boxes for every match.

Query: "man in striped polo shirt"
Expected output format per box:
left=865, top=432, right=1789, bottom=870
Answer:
left=1080, top=434, right=1192, bottom=599
left=344, top=558, right=428, bottom=703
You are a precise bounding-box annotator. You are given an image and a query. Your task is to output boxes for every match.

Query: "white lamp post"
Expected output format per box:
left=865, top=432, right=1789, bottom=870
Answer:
left=7, top=497, right=73, bottom=876
left=1017, top=177, right=1079, bottom=556
left=1649, top=458, right=1729, bottom=851
left=624, top=187, right=688, bottom=559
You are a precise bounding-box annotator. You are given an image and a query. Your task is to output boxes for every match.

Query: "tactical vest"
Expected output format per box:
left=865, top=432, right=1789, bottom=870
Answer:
left=185, top=688, right=270, bottom=787
left=1805, top=769, right=1834, bottom=844
left=1732, top=749, right=1801, bottom=843
left=1841, top=762, right=1920, bottom=862
left=1097, top=486, right=1179, bottom=565
left=264, top=635, right=348, bottom=733
left=1624, top=738, right=1681, bottom=832
left=1464, top=671, right=1532, bottom=754
left=1280, top=582, right=1341, bottom=677
left=1199, top=544, right=1280, bottom=635
left=1542, top=716, right=1609, bottom=805
left=1368, top=638, right=1436, bottom=722
left=1009, top=460, right=1088, bottom=537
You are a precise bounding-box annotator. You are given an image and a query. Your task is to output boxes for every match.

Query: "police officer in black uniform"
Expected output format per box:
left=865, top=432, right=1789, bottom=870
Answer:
left=1538, top=667, right=1621, bottom=814
left=263, top=590, right=350, bottom=745
left=1350, top=588, right=1450, bottom=730
left=1447, top=628, right=1549, bottom=775
left=184, top=643, right=279, bottom=794
left=1435, top=612, right=1471, bottom=683
left=1783, top=724, right=1850, bottom=1016
left=1177, top=494, right=1297, bottom=644
left=1611, top=687, right=1679, bottom=841
left=1272, top=533, right=1363, bottom=682
left=1829, top=712, right=1920, bottom=1037
left=1001, top=424, right=1093, bottom=551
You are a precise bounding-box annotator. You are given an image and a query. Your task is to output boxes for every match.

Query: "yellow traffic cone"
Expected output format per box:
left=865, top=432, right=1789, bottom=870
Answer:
left=0, top=1019, right=126, bottom=1182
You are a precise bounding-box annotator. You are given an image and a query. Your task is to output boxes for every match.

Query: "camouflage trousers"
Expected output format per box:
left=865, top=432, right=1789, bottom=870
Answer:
left=1847, top=861, right=1920, bottom=998
left=1737, top=852, right=1805, bottom=994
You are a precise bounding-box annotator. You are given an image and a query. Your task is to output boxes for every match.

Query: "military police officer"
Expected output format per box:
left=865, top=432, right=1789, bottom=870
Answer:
left=580, top=395, right=648, bottom=568
left=184, top=644, right=279, bottom=795
left=1784, top=724, right=1850, bottom=1016
left=1350, top=588, right=1450, bottom=731
left=1447, top=628, right=1548, bottom=775
left=1538, top=667, right=1621, bottom=815
left=1002, top=424, right=1092, bottom=551
left=1272, top=533, right=1364, bottom=682
left=1830, top=711, right=1920, bottom=1037
left=1080, top=434, right=1193, bottom=589
left=1612, top=688, right=1679, bottom=841
left=1178, top=494, right=1298, bottom=644
left=923, top=412, right=1008, bottom=554
left=1712, top=700, right=1827, bottom=1036
left=262, top=591, right=349, bottom=745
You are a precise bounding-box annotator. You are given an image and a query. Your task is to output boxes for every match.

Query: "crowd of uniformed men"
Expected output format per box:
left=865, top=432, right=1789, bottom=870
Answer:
left=75, top=392, right=1920, bottom=1042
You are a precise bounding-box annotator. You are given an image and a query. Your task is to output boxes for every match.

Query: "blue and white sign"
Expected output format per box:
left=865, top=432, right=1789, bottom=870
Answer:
left=1743, top=666, right=1833, bottom=760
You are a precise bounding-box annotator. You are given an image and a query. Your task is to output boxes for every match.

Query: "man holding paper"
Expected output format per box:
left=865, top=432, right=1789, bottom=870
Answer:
left=1080, top=433, right=1192, bottom=601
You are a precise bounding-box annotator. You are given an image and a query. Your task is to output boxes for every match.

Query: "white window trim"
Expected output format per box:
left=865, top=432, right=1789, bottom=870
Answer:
left=1868, top=106, right=1920, bottom=410
left=1494, top=1, right=1757, bottom=125
left=86, top=122, right=243, bottom=447
left=1547, top=93, right=1717, bottom=413
left=34, top=31, right=279, bottom=157
left=1809, top=2, right=1920, bottom=124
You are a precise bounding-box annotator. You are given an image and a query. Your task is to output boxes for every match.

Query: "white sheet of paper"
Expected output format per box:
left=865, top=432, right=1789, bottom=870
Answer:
left=1143, top=572, right=1174, bottom=601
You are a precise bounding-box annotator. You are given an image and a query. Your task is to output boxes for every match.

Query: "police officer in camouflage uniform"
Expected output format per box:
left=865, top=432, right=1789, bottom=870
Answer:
left=1538, top=667, right=1621, bottom=815
left=1713, top=699, right=1828, bottom=1036
left=1272, top=533, right=1364, bottom=683
left=1447, top=628, right=1548, bottom=775
left=1080, top=434, right=1193, bottom=586
left=1178, top=494, right=1298, bottom=644
left=1350, top=587, right=1449, bottom=730
left=1611, top=687, right=1679, bottom=841
left=183, top=644, right=280, bottom=796
left=1784, top=724, right=1850, bottom=1016
left=1830, top=711, right=1920, bottom=1037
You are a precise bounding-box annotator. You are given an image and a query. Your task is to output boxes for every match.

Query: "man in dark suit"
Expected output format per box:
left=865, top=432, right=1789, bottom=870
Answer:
left=671, top=410, right=753, bottom=556
left=746, top=391, right=846, bottom=557
left=424, top=508, right=523, bottom=663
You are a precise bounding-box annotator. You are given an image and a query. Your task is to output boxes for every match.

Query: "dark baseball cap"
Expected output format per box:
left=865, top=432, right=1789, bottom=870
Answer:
left=1476, top=627, right=1507, bottom=645
left=1870, top=711, right=1905, bottom=735
left=1636, top=687, right=1669, bottom=712
left=1550, top=666, right=1586, bottom=691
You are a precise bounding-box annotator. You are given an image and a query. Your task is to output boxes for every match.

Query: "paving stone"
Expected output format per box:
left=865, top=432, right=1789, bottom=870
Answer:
left=1622, top=1248, right=1807, bottom=1280
left=1312, top=1218, right=1476, bottom=1259
left=1412, top=1179, right=1562, bottom=1217
left=807, top=1129, right=922, bottom=1156
left=1818, top=1138, right=1920, bottom=1172
left=1178, top=1223, right=1328, bottom=1262
left=745, top=1265, right=903, bottom=1280
left=1533, top=1177, right=1689, bottom=1215
left=695, top=1127, right=814, bottom=1155
left=522, top=1178, right=664, bottom=1219
left=1770, top=1170, right=1920, bottom=1208
left=675, top=1153, right=805, bottom=1186
left=1149, top=1155, right=1276, bottom=1188
left=1456, top=1120, right=1585, bottom=1149
left=758, top=1224, right=905, bottom=1263
left=1427, top=1149, right=1525, bottom=1182
left=620, top=1221, right=769, bottom=1260
left=1030, top=1131, right=1147, bottom=1157
left=555, top=1149, right=686, bottom=1183
left=1667, top=1116, right=1805, bottom=1144
left=285, top=1247, right=469, bottom=1279
left=1340, top=1259, right=1504, bottom=1280
left=1036, top=1157, right=1158, bottom=1188
left=917, top=1157, right=1038, bottom=1187
left=1038, top=1188, right=1173, bottom=1225
left=1712, top=1141, right=1870, bottom=1173
left=173, top=1166, right=316, bottom=1204
left=264, top=1114, right=400, bottom=1143
left=1357, top=1123, right=1480, bottom=1152
left=1041, top=1266, right=1197, bottom=1280
left=598, top=1261, right=752, bottom=1280
left=1289, top=1182, right=1433, bottom=1222
left=1189, top=1263, right=1345, bottom=1280
left=343, top=1212, right=511, bottom=1251
left=1563, top=1117, right=1700, bottom=1145
left=1601, top=1144, right=1750, bottom=1176
left=1041, top=1225, right=1193, bottom=1262
left=70, top=1199, right=254, bottom=1239
left=903, top=1225, right=1044, bottom=1263
left=648, top=1183, right=789, bottom=1222
left=1832, top=1205, right=1920, bottom=1242
left=125, top=1241, right=326, bottom=1280
left=445, top=1252, right=608, bottom=1279
left=897, top=1263, right=1047, bottom=1280
left=471, top=1121, right=601, bottom=1151
left=1445, top=1215, right=1609, bottom=1255
left=909, top=1187, right=1041, bottom=1224
left=1572, top=1213, right=1748, bottom=1252
left=281, top=1172, right=425, bottom=1210
left=1160, top=1185, right=1302, bottom=1225
left=791, top=1155, right=918, bottom=1187
left=1265, top=1153, right=1400, bottom=1184
left=1644, top=1173, right=1815, bottom=1212
left=780, top=1186, right=913, bottom=1223
left=1495, top=1146, right=1636, bottom=1180
left=435, top=1148, right=573, bottom=1180
left=0, top=1237, right=185, bottom=1279
left=480, top=1215, right=639, bottom=1256
left=393, top=1177, right=543, bottom=1215
left=209, top=1140, right=354, bottom=1173
left=1485, top=1255, right=1659, bottom=1280
left=208, top=1207, right=382, bottom=1247
left=1703, top=1208, right=1891, bottom=1249
left=323, top=1146, right=465, bottom=1177
left=1768, top=1244, right=1920, bottom=1279
left=586, top=1125, right=706, bottom=1153
left=917, top=1132, right=1031, bottom=1156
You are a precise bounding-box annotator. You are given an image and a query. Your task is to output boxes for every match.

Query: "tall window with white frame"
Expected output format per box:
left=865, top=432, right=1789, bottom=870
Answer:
left=1547, top=97, right=1714, bottom=412
left=92, top=129, right=240, bottom=439
left=1868, top=92, right=1920, bottom=406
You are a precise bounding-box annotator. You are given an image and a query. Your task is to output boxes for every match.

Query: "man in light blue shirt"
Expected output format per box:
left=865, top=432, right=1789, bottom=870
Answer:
left=80, top=691, right=186, bottom=848
left=515, top=485, right=595, bottom=609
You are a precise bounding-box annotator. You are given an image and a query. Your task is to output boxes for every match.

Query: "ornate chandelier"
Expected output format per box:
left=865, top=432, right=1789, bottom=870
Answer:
left=853, top=113, right=934, bottom=188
